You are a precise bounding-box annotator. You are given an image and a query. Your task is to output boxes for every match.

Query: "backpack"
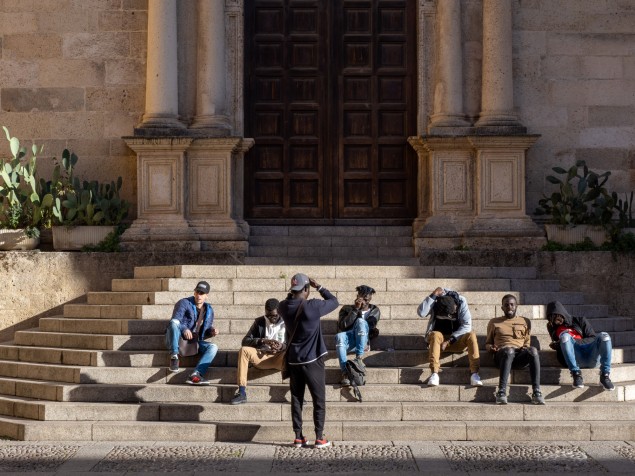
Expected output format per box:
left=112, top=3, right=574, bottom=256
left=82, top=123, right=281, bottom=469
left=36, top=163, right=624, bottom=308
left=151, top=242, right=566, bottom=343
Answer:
left=345, top=359, right=366, bottom=402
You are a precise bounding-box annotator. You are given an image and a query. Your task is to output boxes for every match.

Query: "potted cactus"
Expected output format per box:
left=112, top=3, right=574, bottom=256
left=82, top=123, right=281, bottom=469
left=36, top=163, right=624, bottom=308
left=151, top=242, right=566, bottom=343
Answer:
left=47, top=149, right=129, bottom=250
left=0, top=127, right=52, bottom=250
left=535, top=160, right=614, bottom=245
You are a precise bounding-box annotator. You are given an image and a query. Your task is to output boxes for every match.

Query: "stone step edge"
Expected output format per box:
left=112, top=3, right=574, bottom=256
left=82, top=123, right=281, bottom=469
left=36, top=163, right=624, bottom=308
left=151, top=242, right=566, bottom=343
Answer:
left=0, top=416, right=631, bottom=442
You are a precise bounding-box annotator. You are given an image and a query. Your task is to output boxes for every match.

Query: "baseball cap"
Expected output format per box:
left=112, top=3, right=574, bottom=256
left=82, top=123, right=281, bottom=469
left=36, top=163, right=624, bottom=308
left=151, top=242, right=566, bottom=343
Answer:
left=289, top=273, right=310, bottom=291
left=194, top=281, right=210, bottom=294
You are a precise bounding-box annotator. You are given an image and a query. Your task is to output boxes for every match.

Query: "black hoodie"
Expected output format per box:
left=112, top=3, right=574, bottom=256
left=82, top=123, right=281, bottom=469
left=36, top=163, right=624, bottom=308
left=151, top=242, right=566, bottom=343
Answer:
left=546, top=300, right=597, bottom=367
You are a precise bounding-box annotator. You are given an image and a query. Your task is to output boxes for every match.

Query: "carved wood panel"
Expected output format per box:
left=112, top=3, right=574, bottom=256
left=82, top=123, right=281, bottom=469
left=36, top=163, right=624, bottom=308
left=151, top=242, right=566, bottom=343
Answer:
left=245, top=0, right=416, bottom=221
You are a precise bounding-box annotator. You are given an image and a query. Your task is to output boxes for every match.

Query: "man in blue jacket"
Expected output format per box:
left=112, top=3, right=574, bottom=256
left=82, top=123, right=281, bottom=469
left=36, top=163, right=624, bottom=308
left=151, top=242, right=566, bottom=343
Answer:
left=165, top=280, right=219, bottom=385
left=278, top=273, right=338, bottom=449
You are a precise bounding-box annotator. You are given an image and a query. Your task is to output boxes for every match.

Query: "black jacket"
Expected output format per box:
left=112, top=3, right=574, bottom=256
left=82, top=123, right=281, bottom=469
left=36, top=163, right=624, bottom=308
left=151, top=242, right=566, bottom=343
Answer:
left=546, top=300, right=597, bottom=367
left=278, top=287, right=339, bottom=365
left=337, top=304, right=380, bottom=333
left=241, top=316, right=269, bottom=348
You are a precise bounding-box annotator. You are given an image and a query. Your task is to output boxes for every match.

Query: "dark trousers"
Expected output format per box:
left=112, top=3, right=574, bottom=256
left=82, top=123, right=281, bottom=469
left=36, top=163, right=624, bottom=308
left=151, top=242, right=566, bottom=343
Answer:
left=289, top=357, right=326, bottom=439
left=494, top=346, right=541, bottom=391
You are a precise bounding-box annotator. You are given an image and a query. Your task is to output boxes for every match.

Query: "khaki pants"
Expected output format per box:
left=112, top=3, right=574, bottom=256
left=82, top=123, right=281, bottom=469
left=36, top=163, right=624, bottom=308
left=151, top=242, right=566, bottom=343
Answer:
left=427, top=331, right=480, bottom=373
left=237, top=346, right=285, bottom=387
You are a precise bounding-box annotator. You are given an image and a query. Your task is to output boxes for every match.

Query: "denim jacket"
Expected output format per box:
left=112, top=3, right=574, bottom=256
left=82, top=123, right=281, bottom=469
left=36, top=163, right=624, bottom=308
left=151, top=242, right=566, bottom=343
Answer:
left=171, top=296, right=215, bottom=340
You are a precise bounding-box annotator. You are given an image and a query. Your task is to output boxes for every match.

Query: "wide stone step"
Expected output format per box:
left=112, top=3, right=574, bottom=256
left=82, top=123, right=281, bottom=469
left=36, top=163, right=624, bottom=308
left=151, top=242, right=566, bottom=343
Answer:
left=2, top=360, right=633, bottom=386
left=12, top=331, right=163, bottom=351
left=63, top=302, right=610, bottom=321
left=0, top=415, right=216, bottom=441
left=3, top=345, right=635, bottom=369
left=132, top=265, right=538, bottom=280
left=38, top=316, right=634, bottom=338
left=2, top=398, right=634, bottom=425
left=84, top=290, right=586, bottom=306
left=111, top=277, right=561, bottom=293
left=1, top=414, right=632, bottom=441
left=0, top=380, right=630, bottom=404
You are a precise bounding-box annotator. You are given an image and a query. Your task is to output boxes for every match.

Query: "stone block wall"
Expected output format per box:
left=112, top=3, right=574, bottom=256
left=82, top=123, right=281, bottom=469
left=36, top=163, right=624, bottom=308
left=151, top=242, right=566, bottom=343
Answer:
left=0, top=0, right=149, bottom=213
left=511, top=0, right=635, bottom=212
left=0, top=250, right=242, bottom=343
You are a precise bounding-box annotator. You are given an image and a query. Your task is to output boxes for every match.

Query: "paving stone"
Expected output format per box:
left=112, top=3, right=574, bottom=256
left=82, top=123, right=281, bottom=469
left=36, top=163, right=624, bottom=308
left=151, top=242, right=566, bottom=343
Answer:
left=0, top=444, right=80, bottom=472
left=272, top=444, right=418, bottom=473
left=440, top=443, right=606, bottom=473
left=91, top=444, right=244, bottom=472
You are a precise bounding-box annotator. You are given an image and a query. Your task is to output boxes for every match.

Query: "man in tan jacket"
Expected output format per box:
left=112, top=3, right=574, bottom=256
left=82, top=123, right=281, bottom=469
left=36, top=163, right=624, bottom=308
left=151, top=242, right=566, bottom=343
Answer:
left=485, top=294, right=544, bottom=405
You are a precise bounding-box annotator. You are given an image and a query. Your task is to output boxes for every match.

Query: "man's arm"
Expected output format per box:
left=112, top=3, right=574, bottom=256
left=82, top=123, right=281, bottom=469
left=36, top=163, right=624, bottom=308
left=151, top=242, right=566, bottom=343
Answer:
left=315, top=287, right=339, bottom=316
left=450, top=295, right=472, bottom=340
left=485, top=320, right=497, bottom=353
left=366, top=306, right=380, bottom=330
left=338, top=305, right=358, bottom=332
left=523, top=317, right=531, bottom=347
left=241, top=318, right=264, bottom=347
left=171, top=299, right=188, bottom=333
left=577, top=316, right=597, bottom=344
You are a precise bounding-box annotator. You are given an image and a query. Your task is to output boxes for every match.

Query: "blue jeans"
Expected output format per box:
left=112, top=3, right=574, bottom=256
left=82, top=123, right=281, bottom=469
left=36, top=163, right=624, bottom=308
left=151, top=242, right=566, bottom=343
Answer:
left=165, top=319, right=218, bottom=376
left=559, top=332, right=611, bottom=374
left=335, top=319, right=369, bottom=371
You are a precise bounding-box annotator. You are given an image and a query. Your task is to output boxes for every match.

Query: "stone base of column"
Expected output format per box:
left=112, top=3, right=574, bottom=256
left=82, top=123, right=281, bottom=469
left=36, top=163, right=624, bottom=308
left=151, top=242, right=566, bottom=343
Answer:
left=189, top=115, right=233, bottom=136
left=120, top=219, right=202, bottom=252
left=137, top=113, right=186, bottom=130
left=412, top=216, right=472, bottom=251
left=189, top=219, right=250, bottom=253
left=463, top=216, right=547, bottom=250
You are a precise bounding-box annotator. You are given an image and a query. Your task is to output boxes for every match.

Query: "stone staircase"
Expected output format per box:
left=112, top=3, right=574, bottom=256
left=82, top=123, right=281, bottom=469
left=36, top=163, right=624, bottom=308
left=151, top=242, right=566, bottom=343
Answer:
left=247, top=226, right=418, bottom=264
left=1, top=264, right=635, bottom=441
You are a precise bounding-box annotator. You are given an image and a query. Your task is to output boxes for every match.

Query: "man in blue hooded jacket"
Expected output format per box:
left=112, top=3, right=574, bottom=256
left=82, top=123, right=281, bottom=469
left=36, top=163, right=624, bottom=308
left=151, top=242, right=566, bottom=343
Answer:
left=165, top=280, right=219, bottom=385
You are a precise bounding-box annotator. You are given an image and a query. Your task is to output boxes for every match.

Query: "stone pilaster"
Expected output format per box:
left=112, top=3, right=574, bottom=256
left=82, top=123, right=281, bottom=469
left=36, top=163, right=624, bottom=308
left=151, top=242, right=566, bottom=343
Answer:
left=409, top=136, right=474, bottom=250
left=408, top=135, right=545, bottom=252
left=475, top=0, right=524, bottom=130
left=120, top=137, right=199, bottom=251
left=465, top=135, right=545, bottom=249
left=138, top=0, right=184, bottom=130
left=190, top=0, right=232, bottom=134
left=187, top=137, right=254, bottom=252
left=429, top=0, right=470, bottom=131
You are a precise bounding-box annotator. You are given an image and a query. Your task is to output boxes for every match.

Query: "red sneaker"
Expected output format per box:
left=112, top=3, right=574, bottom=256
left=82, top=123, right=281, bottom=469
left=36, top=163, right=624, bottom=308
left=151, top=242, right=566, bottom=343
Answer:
left=293, top=437, right=307, bottom=448
left=314, top=438, right=331, bottom=448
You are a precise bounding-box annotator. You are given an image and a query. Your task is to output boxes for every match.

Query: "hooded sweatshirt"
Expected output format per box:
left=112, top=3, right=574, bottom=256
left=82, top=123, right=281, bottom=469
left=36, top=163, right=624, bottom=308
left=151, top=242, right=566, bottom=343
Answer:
left=546, top=300, right=597, bottom=367
left=278, top=287, right=339, bottom=365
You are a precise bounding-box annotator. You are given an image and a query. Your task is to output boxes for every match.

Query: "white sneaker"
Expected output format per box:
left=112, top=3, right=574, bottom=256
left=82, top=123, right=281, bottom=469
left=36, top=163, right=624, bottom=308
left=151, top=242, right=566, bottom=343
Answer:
left=428, top=372, right=440, bottom=386
left=470, top=372, right=483, bottom=386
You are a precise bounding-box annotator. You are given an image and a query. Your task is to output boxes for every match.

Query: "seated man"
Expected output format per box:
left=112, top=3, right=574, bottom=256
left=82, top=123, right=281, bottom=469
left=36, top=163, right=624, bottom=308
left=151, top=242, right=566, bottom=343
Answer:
left=335, top=285, right=380, bottom=385
left=417, top=287, right=482, bottom=387
left=546, top=300, right=614, bottom=390
left=165, top=280, right=219, bottom=385
left=230, top=298, right=286, bottom=404
left=486, top=294, right=544, bottom=405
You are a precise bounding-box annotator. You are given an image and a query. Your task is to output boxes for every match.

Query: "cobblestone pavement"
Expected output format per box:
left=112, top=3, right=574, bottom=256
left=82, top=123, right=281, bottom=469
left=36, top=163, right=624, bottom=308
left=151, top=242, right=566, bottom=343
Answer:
left=0, top=440, right=634, bottom=474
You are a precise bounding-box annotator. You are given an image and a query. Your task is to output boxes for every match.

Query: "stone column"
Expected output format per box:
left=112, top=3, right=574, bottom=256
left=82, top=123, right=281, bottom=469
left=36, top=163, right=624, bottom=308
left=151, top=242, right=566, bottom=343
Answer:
left=138, top=0, right=184, bottom=129
left=190, top=0, right=232, bottom=134
left=475, top=0, right=521, bottom=127
left=429, top=0, right=469, bottom=130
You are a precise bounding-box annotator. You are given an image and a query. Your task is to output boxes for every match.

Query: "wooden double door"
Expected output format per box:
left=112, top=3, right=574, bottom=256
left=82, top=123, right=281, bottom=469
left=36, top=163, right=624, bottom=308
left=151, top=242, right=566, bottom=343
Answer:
left=244, top=0, right=417, bottom=223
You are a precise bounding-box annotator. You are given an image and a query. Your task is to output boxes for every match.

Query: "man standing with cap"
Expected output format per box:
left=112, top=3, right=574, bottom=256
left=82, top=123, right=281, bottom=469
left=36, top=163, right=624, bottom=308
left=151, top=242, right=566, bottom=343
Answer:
left=165, top=280, right=219, bottom=385
left=278, top=273, right=338, bottom=448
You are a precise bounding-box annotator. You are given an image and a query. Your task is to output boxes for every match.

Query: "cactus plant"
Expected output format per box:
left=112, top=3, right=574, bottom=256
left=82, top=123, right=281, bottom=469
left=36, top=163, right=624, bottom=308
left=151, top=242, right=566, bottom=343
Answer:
left=0, top=127, right=53, bottom=238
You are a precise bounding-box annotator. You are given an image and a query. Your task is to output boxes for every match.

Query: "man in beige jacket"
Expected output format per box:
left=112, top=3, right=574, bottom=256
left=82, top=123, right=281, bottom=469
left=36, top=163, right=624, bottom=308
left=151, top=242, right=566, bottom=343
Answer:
left=485, top=294, right=544, bottom=405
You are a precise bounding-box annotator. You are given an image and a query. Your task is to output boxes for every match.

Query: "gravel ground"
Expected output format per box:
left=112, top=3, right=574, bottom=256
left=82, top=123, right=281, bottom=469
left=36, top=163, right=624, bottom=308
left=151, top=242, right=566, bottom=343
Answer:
left=0, top=444, right=80, bottom=472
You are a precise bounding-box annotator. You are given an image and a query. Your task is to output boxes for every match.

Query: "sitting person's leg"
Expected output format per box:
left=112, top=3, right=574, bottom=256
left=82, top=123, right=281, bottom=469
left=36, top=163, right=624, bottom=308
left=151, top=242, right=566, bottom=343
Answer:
left=189, top=340, right=218, bottom=384
left=575, top=332, right=614, bottom=390
left=513, top=346, right=544, bottom=404
left=335, top=330, right=354, bottom=384
left=449, top=331, right=481, bottom=385
left=426, top=331, right=444, bottom=385
left=165, top=319, right=180, bottom=356
left=559, top=332, right=581, bottom=372
left=494, top=347, right=516, bottom=395
left=352, top=318, right=369, bottom=361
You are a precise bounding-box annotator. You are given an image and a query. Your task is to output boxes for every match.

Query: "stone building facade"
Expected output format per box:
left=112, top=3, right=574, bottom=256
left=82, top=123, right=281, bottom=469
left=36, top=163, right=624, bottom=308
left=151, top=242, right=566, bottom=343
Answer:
left=0, top=0, right=633, bottom=253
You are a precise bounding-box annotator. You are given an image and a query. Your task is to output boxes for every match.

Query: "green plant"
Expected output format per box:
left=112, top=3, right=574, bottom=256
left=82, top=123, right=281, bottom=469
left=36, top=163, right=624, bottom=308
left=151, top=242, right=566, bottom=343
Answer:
left=81, top=223, right=130, bottom=252
left=45, top=149, right=129, bottom=227
left=614, top=191, right=634, bottom=229
left=0, top=127, right=53, bottom=237
left=535, top=160, right=615, bottom=227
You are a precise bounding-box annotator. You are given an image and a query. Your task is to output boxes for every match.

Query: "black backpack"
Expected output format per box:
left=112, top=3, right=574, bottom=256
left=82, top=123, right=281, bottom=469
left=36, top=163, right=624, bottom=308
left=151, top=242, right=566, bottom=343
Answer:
left=345, top=359, right=366, bottom=402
